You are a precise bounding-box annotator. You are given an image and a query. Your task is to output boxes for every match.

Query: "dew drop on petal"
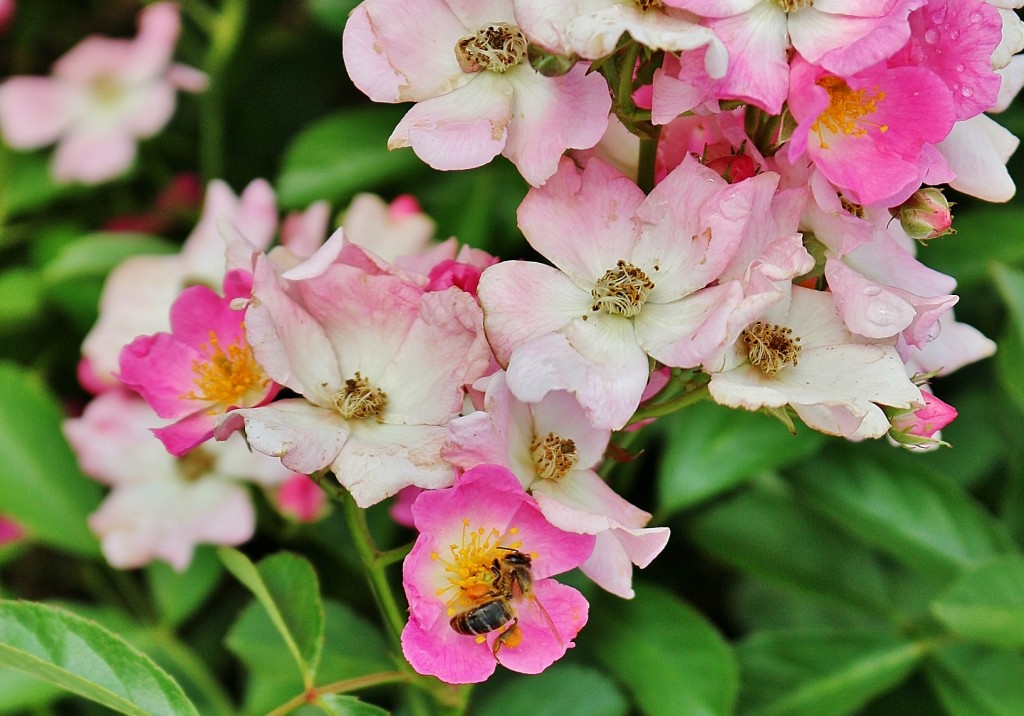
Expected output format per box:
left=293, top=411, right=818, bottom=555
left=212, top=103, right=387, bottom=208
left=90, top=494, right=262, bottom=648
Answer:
left=866, top=303, right=903, bottom=327
left=924, top=28, right=939, bottom=44
left=961, top=86, right=974, bottom=98
left=969, top=12, right=982, bottom=22
left=862, top=285, right=882, bottom=297
left=954, top=63, right=965, bottom=72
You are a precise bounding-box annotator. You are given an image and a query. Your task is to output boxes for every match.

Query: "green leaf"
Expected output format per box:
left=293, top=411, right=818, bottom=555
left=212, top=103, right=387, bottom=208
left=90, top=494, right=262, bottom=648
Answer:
left=0, top=269, right=44, bottom=333
left=788, top=449, right=1009, bottom=578
left=0, top=362, right=101, bottom=555
left=926, top=644, right=1024, bottom=716
left=476, top=664, right=628, bottom=716
left=588, top=582, right=737, bottom=716
left=656, top=401, right=825, bottom=513
left=0, top=601, right=199, bottom=716
left=227, top=599, right=389, bottom=715
left=737, top=630, right=926, bottom=716
left=305, top=0, right=360, bottom=35
left=0, top=667, right=63, bottom=713
left=0, top=150, right=82, bottom=217
left=995, top=327, right=1024, bottom=416
left=146, top=547, right=222, bottom=628
left=41, top=232, right=176, bottom=283
left=689, top=485, right=892, bottom=615
left=276, top=107, right=420, bottom=209
left=219, top=549, right=324, bottom=684
left=314, top=694, right=390, bottom=716
left=923, top=207, right=1024, bottom=288
left=930, top=556, right=1024, bottom=648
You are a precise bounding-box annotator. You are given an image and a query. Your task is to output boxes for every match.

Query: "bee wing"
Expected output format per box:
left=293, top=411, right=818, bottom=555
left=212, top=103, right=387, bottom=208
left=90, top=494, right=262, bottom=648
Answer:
left=524, top=590, right=563, bottom=649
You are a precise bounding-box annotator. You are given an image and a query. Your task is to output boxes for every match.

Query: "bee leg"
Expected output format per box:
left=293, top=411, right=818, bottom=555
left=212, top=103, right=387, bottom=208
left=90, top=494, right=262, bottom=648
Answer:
left=492, top=618, right=522, bottom=657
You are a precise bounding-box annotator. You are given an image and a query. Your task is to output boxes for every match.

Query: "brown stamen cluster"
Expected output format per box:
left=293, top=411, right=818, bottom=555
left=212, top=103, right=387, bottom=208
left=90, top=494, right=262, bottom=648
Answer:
left=774, top=0, right=813, bottom=11
left=332, top=372, right=388, bottom=420
left=179, top=448, right=216, bottom=482
left=742, top=322, right=802, bottom=376
left=591, top=260, right=655, bottom=318
left=530, top=432, right=579, bottom=481
left=455, top=23, right=528, bottom=74
left=635, top=0, right=663, bottom=10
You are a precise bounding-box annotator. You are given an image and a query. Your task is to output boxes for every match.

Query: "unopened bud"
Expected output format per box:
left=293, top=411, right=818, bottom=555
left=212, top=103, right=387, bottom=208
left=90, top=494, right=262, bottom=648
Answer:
left=528, top=45, right=577, bottom=77
left=891, top=188, right=954, bottom=241
left=888, top=391, right=957, bottom=450
left=705, top=153, right=757, bottom=184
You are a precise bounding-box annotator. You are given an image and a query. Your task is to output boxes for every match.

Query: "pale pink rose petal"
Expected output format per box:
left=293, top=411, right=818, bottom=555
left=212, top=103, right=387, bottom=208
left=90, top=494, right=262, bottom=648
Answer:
left=124, top=2, right=180, bottom=82
left=531, top=469, right=651, bottom=534
left=516, top=157, right=645, bottom=284
left=388, top=73, right=512, bottom=171
left=579, top=527, right=671, bottom=599
left=478, top=261, right=594, bottom=364
left=123, top=82, right=176, bottom=137
left=335, top=423, right=453, bottom=508
left=228, top=400, right=352, bottom=475
left=52, top=131, right=137, bottom=184
left=938, top=114, right=1020, bottom=202
left=502, top=65, right=611, bottom=186
left=0, top=77, right=73, bottom=148
left=635, top=281, right=744, bottom=368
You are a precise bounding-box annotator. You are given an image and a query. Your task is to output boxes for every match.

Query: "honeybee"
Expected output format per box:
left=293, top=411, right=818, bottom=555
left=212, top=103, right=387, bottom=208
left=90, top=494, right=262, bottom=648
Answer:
left=449, top=548, right=561, bottom=656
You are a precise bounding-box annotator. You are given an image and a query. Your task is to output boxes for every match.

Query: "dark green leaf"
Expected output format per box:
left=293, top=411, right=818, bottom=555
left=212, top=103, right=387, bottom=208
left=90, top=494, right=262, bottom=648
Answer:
left=305, top=0, right=359, bottom=35
left=0, top=362, right=101, bottom=555
left=789, top=449, right=1009, bottom=578
left=689, top=485, right=892, bottom=615
left=737, top=630, right=925, bottom=716
left=589, top=582, right=737, bottom=716
left=931, top=556, right=1024, bottom=648
left=0, top=601, right=198, bottom=716
left=476, top=664, right=628, bottom=716
left=0, top=150, right=83, bottom=217
left=219, top=549, right=324, bottom=683
left=656, top=401, right=824, bottom=513
left=926, top=644, right=1024, bottom=716
left=923, top=208, right=1024, bottom=288
left=227, top=599, right=389, bottom=715
left=146, top=547, right=222, bottom=628
left=41, top=233, right=176, bottom=283
left=276, top=107, right=420, bottom=209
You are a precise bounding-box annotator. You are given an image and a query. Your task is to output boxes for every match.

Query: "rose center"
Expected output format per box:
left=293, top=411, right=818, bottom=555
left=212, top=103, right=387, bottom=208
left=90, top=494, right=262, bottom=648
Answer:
left=812, top=76, right=889, bottom=148
left=332, top=372, right=388, bottom=420
left=774, top=0, right=813, bottom=11
left=530, top=432, right=579, bottom=481
left=742, top=322, right=802, bottom=376
left=178, top=447, right=216, bottom=482
left=591, top=260, right=654, bottom=318
left=186, top=329, right=269, bottom=409
left=431, top=520, right=522, bottom=615
left=455, top=23, right=528, bottom=74
left=635, top=0, right=663, bottom=10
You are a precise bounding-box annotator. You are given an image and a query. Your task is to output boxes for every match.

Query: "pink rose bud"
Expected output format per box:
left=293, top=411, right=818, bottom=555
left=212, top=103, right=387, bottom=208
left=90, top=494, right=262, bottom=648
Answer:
left=705, top=153, right=758, bottom=184
left=891, top=188, right=955, bottom=241
left=889, top=391, right=958, bottom=449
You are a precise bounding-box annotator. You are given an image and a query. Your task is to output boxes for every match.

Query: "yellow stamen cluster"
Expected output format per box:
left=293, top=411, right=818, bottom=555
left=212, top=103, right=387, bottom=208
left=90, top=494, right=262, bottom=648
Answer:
left=432, top=520, right=521, bottom=616
left=186, top=330, right=268, bottom=409
left=591, top=260, right=655, bottom=318
left=332, top=372, right=388, bottom=421
left=742, top=322, right=802, bottom=376
left=455, top=24, right=527, bottom=74
left=774, top=0, right=813, bottom=11
left=812, top=76, right=889, bottom=149
left=530, top=432, right=579, bottom=481
left=90, top=75, right=122, bottom=104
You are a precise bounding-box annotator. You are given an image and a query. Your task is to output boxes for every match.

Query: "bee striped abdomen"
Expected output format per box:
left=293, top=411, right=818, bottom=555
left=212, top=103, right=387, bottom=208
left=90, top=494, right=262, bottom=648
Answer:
left=450, top=598, right=515, bottom=635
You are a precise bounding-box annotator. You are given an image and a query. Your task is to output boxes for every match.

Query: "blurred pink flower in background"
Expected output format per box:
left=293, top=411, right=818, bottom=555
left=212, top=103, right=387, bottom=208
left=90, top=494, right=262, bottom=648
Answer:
left=0, top=2, right=206, bottom=184
left=0, top=516, right=24, bottom=546
left=0, top=0, right=15, bottom=35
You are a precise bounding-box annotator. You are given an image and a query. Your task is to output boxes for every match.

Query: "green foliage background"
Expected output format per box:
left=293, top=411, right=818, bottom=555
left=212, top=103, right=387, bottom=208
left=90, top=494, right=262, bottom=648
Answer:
left=0, top=1, right=1022, bottom=715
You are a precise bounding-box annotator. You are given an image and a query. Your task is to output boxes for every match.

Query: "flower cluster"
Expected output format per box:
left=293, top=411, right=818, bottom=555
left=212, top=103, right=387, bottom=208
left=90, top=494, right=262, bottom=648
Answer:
left=53, top=0, right=1020, bottom=686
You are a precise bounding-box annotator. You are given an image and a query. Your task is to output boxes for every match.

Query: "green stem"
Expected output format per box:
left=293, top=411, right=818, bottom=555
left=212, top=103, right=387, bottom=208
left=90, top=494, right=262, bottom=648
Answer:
left=340, top=492, right=407, bottom=653
left=265, top=672, right=412, bottom=716
left=628, top=382, right=710, bottom=425
left=636, top=135, right=659, bottom=194
left=196, top=0, right=247, bottom=181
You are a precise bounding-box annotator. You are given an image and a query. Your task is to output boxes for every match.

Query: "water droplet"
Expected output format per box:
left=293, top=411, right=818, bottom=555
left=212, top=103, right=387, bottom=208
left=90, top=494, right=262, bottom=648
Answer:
left=862, top=285, right=882, bottom=297
left=961, top=86, right=974, bottom=98
left=930, top=9, right=946, bottom=23
left=955, top=63, right=965, bottom=72
left=924, top=28, right=939, bottom=44
left=952, top=82, right=960, bottom=91
left=866, top=302, right=904, bottom=327
left=949, top=29, right=960, bottom=40
left=969, top=12, right=982, bottom=22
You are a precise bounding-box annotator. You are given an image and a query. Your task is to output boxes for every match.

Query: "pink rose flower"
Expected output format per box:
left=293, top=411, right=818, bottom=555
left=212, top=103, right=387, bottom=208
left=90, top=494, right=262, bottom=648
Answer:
left=0, top=2, right=207, bottom=184
left=400, top=464, right=594, bottom=683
